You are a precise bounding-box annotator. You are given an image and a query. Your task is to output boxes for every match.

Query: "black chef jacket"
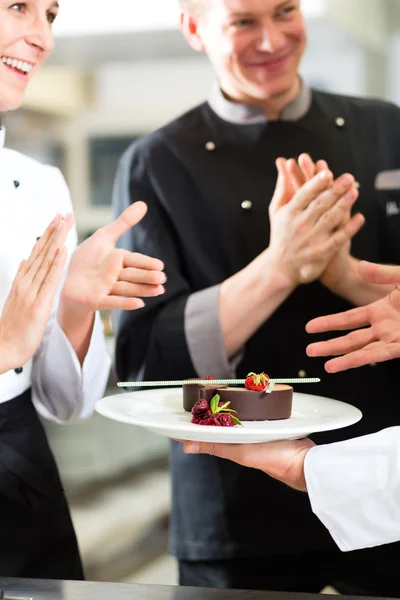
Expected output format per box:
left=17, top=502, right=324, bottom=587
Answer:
left=113, top=88, right=400, bottom=560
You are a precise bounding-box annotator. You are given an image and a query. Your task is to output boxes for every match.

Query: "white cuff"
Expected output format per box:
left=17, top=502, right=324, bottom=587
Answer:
left=305, top=428, right=400, bottom=551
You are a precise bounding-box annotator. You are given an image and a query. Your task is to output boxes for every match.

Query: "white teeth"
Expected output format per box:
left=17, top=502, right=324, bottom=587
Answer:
left=1, top=56, right=32, bottom=73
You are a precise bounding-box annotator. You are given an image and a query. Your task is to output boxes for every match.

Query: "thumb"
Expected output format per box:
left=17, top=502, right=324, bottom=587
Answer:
left=270, top=158, right=293, bottom=214
left=102, top=201, right=148, bottom=243
left=359, top=261, right=400, bottom=287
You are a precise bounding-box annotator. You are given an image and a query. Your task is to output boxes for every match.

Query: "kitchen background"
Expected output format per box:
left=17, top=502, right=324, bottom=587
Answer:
left=4, top=0, right=400, bottom=587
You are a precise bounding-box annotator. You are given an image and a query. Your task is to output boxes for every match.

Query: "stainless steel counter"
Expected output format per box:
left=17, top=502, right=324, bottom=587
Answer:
left=0, top=579, right=394, bottom=600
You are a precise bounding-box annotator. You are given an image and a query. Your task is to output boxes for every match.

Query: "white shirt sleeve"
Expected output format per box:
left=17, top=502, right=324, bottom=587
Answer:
left=31, top=167, right=111, bottom=422
left=304, top=427, right=400, bottom=552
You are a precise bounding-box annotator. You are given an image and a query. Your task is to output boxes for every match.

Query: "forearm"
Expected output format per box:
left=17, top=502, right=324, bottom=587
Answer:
left=57, top=300, right=95, bottom=366
left=220, top=248, right=296, bottom=358
left=325, top=257, right=394, bottom=307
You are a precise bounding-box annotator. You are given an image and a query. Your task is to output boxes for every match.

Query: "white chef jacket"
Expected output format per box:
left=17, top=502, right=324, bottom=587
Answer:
left=305, top=426, right=400, bottom=552
left=0, top=127, right=111, bottom=422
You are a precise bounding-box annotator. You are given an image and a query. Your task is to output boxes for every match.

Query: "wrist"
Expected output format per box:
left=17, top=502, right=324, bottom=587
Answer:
left=57, top=298, right=95, bottom=335
left=322, top=255, right=359, bottom=295
left=255, top=247, right=299, bottom=295
left=0, top=333, right=25, bottom=374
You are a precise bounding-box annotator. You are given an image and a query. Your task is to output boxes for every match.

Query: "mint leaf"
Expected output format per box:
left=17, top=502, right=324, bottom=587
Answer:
left=210, top=394, right=220, bottom=414
left=232, top=416, right=243, bottom=427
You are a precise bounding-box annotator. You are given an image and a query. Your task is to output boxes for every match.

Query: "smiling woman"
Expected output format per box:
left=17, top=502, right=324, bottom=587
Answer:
left=0, top=0, right=57, bottom=110
left=0, top=0, right=165, bottom=581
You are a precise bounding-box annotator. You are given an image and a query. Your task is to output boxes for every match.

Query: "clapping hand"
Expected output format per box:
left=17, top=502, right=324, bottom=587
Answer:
left=281, top=154, right=364, bottom=292
left=268, top=155, right=364, bottom=285
left=61, top=201, right=165, bottom=311
left=0, top=214, right=70, bottom=374
left=307, top=261, right=400, bottom=372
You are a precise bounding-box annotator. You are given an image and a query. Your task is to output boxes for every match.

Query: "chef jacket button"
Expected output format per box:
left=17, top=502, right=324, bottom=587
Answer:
left=14, top=367, right=23, bottom=374
left=298, top=369, right=307, bottom=378
left=205, top=141, right=216, bottom=151
left=241, top=200, right=253, bottom=210
left=13, top=180, right=20, bottom=188
left=335, top=117, right=346, bottom=128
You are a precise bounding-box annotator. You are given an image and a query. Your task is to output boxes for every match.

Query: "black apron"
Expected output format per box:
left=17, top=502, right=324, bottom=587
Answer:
left=0, top=388, right=84, bottom=579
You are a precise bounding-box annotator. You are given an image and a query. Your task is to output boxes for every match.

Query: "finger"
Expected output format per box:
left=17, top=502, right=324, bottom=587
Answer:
left=312, top=188, right=360, bottom=233
left=111, top=281, right=165, bottom=298
left=21, top=213, right=63, bottom=275
left=63, top=213, right=75, bottom=234
left=323, top=341, right=400, bottom=373
left=119, top=267, right=167, bottom=286
left=306, top=305, right=370, bottom=335
left=315, top=214, right=364, bottom=259
left=316, top=160, right=329, bottom=173
left=182, top=441, right=265, bottom=470
left=30, top=221, right=68, bottom=293
left=97, top=296, right=146, bottom=311
left=269, top=158, right=295, bottom=213
left=343, top=212, right=365, bottom=239
left=298, top=153, right=316, bottom=181
left=37, top=246, right=68, bottom=300
left=287, top=158, right=306, bottom=190
left=358, top=261, right=400, bottom=287
left=306, top=327, right=374, bottom=358
left=289, top=170, right=333, bottom=213
left=123, top=251, right=164, bottom=272
left=102, top=201, right=148, bottom=244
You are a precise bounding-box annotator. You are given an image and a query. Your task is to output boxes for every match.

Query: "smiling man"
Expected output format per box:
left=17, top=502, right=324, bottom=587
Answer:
left=113, top=0, right=400, bottom=594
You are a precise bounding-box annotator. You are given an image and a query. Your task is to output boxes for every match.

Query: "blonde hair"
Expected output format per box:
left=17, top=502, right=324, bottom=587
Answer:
left=178, top=0, right=210, bottom=16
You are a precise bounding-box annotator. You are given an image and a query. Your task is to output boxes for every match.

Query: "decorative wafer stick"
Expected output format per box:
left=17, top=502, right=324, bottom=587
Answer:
left=117, top=378, right=320, bottom=388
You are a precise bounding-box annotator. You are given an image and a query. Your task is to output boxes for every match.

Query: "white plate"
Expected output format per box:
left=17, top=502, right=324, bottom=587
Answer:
left=96, top=388, right=362, bottom=444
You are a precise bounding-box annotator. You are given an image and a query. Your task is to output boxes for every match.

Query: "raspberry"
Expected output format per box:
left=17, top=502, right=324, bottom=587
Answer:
left=192, top=399, right=210, bottom=417
left=217, top=414, right=234, bottom=427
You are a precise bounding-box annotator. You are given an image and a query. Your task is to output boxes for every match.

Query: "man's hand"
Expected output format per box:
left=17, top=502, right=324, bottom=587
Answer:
left=307, top=261, right=400, bottom=372
left=281, top=154, right=364, bottom=292
left=61, top=201, right=166, bottom=312
left=181, top=438, right=315, bottom=492
left=269, top=158, right=364, bottom=285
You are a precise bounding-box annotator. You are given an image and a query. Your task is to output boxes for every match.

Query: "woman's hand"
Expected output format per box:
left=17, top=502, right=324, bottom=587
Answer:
left=0, top=214, right=69, bottom=374
left=60, top=201, right=165, bottom=312
left=307, top=261, right=400, bottom=372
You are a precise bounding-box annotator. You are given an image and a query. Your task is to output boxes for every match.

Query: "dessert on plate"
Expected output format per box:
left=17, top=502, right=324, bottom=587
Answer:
left=184, top=372, right=293, bottom=425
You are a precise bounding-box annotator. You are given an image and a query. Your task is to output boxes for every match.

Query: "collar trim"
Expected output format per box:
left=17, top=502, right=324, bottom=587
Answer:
left=207, top=83, right=312, bottom=125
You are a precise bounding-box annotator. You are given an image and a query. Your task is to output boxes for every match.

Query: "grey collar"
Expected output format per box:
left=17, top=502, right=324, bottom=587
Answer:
left=0, top=126, right=5, bottom=151
left=207, top=81, right=312, bottom=125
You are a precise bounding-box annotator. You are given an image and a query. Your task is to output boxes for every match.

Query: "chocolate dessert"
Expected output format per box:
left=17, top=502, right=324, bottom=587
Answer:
left=183, top=373, right=292, bottom=421
left=217, top=384, right=293, bottom=421
left=183, top=379, right=228, bottom=412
